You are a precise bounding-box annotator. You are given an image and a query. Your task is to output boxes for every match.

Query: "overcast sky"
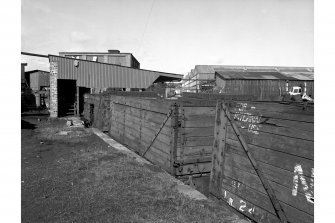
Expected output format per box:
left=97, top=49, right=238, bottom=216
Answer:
left=21, top=0, right=313, bottom=74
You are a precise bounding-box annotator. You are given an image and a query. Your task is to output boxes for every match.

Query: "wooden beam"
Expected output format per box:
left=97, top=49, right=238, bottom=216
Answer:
left=209, top=100, right=228, bottom=197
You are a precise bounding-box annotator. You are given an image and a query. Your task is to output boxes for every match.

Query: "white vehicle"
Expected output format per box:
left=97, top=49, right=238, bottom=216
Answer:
left=288, top=86, right=314, bottom=102
left=289, top=86, right=303, bottom=96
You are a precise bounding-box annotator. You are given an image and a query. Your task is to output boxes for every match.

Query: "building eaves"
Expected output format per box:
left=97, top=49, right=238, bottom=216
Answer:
left=25, top=69, right=50, bottom=74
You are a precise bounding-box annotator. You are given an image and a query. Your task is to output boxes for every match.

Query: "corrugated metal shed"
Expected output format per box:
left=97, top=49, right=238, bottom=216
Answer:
left=48, top=55, right=182, bottom=89
left=216, top=71, right=314, bottom=80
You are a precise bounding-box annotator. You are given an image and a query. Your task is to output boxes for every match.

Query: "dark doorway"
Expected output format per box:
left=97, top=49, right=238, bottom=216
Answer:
left=78, top=87, right=91, bottom=115
left=58, top=79, right=76, bottom=117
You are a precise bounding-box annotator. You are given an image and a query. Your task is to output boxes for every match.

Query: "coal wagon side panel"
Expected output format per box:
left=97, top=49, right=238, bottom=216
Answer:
left=210, top=101, right=314, bottom=223
left=84, top=94, right=174, bottom=173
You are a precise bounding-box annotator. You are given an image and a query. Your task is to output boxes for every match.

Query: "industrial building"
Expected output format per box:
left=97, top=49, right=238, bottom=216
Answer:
left=59, top=49, right=140, bottom=68
left=25, top=70, right=50, bottom=91
left=182, top=65, right=314, bottom=100
left=48, top=54, right=182, bottom=117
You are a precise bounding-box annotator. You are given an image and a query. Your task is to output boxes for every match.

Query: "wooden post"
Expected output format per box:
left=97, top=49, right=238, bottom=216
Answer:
left=209, top=100, right=228, bottom=197
left=179, top=105, right=185, bottom=163
left=170, top=103, right=179, bottom=176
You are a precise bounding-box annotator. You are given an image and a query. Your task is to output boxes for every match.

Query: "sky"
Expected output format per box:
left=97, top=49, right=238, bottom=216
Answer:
left=21, top=0, right=314, bottom=75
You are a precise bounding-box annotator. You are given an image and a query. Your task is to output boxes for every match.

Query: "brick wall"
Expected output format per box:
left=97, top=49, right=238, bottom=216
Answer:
left=49, top=62, right=58, bottom=117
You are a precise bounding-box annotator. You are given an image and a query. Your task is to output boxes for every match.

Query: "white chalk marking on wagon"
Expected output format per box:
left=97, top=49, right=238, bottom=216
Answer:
left=292, top=164, right=314, bottom=204
left=228, top=197, right=234, bottom=207
left=239, top=200, right=246, bottom=212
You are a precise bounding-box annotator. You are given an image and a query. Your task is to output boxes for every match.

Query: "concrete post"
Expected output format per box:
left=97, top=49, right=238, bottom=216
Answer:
left=50, top=62, right=58, bottom=117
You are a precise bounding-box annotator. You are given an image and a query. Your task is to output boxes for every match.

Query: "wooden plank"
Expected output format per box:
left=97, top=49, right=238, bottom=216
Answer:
left=175, top=162, right=211, bottom=176
left=220, top=185, right=280, bottom=223
left=230, top=121, right=313, bottom=141
left=176, top=145, right=212, bottom=157
left=225, top=148, right=314, bottom=201
left=144, top=148, right=171, bottom=173
left=177, top=98, right=217, bottom=107
left=124, top=126, right=171, bottom=156
left=183, top=126, right=214, bottom=137
left=124, top=106, right=173, bottom=127
left=220, top=179, right=313, bottom=223
left=177, top=156, right=212, bottom=165
left=222, top=163, right=314, bottom=218
left=122, top=129, right=171, bottom=166
left=184, top=120, right=215, bottom=128
left=226, top=140, right=314, bottom=178
left=112, top=116, right=172, bottom=144
left=140, top=124, right=172, bottom=145
left=255, top=118, right=314, bottom=132
left=181, top=92, right=257, bottom=101
left=227, top=101, right=314, bottom=123
left=226, top=126, right=314, bottom=160
left=121, top=96, right=173, bottom=114
left=183, top=136, right=214, bottom=147
left=183, top=107, right=216, bottom=116
left=227, top=100, right=314, bottom=114
left=112, top=100, right=174, bottom=130
left=229, top=113, right=314, bottom=140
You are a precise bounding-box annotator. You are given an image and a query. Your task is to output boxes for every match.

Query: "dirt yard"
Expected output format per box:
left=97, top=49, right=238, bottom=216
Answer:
left=21, top=115, right=248, bottom=223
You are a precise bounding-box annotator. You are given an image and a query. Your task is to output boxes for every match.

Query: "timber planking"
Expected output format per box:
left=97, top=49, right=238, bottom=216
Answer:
left=84, top=93, right=220, bottom=178
left=209, top=100, right=314, bottom=223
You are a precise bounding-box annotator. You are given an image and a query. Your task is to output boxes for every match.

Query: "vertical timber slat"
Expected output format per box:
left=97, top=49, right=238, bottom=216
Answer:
left=170, top=103, right=179, bottom=176
left=180, top=105, right=185, bottom=162
left=209, top=100, right=228, bottom=197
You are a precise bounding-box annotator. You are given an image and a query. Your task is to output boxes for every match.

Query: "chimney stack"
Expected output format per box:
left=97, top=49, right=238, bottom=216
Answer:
left=108, top=49, right=120, bottom=54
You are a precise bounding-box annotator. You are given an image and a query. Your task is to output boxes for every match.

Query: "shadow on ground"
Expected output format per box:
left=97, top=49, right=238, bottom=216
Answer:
left=21, top=120, right=36, bottom=130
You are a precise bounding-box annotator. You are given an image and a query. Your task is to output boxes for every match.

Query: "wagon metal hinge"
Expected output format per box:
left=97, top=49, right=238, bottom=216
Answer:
left=173, top=161, right=182, bottom=168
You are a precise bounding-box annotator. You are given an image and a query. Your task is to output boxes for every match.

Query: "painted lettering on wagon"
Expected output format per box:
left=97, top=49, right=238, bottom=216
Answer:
left=233, top=103, right=262, bottom=134
left=292, top=164, right=314, bottom=204
left=223, top=190, right=256, bottom=215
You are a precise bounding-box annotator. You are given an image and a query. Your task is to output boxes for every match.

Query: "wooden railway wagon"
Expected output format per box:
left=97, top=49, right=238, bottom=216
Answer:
left=83, top=93, right=220, bottom=177
left=209, top=100, right=314, bottom=223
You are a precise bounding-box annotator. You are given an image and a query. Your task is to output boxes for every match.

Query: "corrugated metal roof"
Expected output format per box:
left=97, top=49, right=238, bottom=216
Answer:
left=188, top=65, right=314, bottom=79
left=48, top=55, right=182, bottom=89
left=215, top=71, right=314, bottom=80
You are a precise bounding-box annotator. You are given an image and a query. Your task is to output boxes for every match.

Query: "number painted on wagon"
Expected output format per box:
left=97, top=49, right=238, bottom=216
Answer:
left=223, top=190, right=256, bottom=215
